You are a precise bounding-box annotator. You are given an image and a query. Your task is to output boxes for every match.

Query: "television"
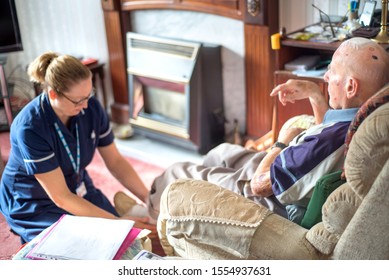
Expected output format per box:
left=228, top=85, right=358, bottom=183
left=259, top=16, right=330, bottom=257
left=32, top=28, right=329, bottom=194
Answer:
left=0, top=0, right=23, bottom=54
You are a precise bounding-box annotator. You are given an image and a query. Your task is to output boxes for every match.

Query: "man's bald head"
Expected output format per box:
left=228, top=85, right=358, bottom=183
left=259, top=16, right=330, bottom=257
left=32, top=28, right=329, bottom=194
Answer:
left=333, top=37, right=389, bottom=90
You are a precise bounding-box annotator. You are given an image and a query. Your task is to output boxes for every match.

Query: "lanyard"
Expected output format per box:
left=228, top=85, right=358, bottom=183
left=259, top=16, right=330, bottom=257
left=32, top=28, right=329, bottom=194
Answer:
left=54, top=122, right=80, bottom=175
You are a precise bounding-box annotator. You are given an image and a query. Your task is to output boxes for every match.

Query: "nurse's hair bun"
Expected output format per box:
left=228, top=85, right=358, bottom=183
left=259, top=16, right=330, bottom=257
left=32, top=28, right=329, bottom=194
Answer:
left=27, top=51, right=59, bottom=85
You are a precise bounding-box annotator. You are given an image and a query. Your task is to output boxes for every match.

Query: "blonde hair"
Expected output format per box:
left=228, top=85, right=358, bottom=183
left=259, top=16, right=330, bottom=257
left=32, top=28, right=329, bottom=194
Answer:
left=27, top=51, right=91, bottom=94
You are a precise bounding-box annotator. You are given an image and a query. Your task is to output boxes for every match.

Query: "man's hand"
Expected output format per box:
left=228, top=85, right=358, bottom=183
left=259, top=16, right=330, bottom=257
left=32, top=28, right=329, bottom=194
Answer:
left=270, top=79, right=328, bottom=124
left=270, top=79, right=322, bottom=106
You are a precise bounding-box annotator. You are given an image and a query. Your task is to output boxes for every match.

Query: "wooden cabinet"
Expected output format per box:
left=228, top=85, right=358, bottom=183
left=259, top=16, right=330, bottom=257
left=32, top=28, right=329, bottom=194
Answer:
left=275, top=38, right=340, bottom=71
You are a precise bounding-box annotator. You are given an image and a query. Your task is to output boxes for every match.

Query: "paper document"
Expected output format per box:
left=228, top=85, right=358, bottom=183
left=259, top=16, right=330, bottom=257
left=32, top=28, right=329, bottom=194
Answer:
left=26, top=215, right=135, bottom=260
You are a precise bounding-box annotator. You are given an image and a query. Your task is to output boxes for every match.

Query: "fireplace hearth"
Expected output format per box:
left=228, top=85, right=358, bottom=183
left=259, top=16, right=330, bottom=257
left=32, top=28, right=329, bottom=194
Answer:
left=127, top=32, right=225, bottom=154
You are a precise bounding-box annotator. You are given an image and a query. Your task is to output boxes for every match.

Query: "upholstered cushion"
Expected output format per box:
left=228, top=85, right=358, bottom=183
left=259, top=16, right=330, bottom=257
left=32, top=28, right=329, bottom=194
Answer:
left=278, top=114, right=316, bottom=136
left=345, top=102, right=389, bottom=199
left=245, top=114, right=315, bottom=151
left=333, top=159, right=389, bottom=259
left=321, top=183, right=361, bottom=238
left=306, top=222, right=338, bottom=255
left=343, top=85, right=389, bottom=163
left=158, top=179, right=322, bottom=259
left=306, top=183, right=361, bottom=255
left=158, top=179, right=271, bottom=259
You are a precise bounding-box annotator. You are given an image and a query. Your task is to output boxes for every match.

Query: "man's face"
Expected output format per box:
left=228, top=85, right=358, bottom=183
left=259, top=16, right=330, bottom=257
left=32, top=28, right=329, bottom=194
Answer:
left=323, top=55, right=346, bottom=109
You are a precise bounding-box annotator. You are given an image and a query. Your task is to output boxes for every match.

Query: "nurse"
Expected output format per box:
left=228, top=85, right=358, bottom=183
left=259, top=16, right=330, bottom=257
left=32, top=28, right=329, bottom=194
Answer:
left=0, top=51, right=152, bottom=243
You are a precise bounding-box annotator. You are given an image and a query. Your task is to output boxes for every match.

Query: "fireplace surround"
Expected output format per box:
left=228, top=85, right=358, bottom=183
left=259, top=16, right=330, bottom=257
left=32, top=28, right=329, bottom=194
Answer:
left=101, top=0, right=279, bottom=139
left=126, top=32, right=225, bottom=154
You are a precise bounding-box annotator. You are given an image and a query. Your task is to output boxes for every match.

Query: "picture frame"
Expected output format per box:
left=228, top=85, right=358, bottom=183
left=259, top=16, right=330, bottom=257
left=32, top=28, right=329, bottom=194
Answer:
left=359, top=1, right=377, bottom=27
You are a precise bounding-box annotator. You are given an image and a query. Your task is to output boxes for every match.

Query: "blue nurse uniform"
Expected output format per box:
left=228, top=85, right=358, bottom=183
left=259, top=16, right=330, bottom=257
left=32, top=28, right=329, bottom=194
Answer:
left=0, top=93, right=118, bottom=242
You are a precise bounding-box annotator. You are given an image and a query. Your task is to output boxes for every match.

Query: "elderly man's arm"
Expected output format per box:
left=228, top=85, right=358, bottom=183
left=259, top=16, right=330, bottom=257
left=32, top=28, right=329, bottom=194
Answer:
left=250, top=127, right=305, bottom=197
left=270, top=79, right=329, bottom=124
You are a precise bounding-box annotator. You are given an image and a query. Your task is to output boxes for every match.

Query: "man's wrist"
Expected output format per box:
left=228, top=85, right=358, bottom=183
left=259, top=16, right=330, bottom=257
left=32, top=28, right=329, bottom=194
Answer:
left=271, top=141, right=288, bottom=150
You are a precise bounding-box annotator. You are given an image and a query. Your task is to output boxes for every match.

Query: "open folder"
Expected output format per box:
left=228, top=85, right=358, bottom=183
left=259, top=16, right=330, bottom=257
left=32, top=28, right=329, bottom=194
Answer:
left=26, top=214, right=140, bottom=260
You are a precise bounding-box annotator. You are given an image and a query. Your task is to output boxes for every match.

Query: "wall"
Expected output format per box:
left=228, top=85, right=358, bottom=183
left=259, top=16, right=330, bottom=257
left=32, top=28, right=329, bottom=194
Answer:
left=5, top=0, right=111, bottom=108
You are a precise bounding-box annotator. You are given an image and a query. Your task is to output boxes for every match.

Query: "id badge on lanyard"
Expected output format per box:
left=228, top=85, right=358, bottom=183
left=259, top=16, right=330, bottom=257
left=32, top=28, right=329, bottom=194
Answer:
left=76, top=181, right=87, bottom=197
left=55, top=122, right=87, bottom=197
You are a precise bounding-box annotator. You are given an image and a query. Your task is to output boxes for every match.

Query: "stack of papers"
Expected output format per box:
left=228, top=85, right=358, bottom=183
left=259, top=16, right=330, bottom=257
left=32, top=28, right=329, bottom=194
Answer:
left=292, top=69, right=327, bottom=78
left=26, top=215, right=139, bottom=260
left=285, top=55, right=321, bottom=71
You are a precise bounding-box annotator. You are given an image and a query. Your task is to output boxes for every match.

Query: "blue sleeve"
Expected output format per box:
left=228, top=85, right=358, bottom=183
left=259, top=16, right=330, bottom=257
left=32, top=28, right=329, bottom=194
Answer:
left=270, top=122, right=350, bottom=206
left=15, top=127, right=59, bottom=175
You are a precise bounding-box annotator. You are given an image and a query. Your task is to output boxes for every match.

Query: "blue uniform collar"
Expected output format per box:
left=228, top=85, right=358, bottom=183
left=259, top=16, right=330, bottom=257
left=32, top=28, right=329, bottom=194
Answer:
left=323, top=108, right=358, bottom=124
left=40, top=93, right=57, bottom=125
left=40, top=93, right=84, bottom=127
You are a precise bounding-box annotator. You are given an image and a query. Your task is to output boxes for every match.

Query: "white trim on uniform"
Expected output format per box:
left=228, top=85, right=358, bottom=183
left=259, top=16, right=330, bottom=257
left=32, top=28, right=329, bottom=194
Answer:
left=23, top=153, right=55, bottom=163
left=99, top=125, right=112, bottom=139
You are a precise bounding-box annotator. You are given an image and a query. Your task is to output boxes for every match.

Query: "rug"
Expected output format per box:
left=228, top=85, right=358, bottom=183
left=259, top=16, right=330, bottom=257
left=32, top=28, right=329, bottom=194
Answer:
left=0, top=131, right=165, bottom=259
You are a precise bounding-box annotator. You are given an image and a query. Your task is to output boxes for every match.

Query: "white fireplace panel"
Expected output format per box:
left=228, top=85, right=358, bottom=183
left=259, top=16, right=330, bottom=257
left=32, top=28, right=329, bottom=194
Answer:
left=131, top=10, right=245, bottom=135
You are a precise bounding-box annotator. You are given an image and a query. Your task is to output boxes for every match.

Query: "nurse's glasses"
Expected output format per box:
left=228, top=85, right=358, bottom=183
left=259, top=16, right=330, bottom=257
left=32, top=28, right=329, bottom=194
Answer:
left=61, top=88, right=95, bottom=106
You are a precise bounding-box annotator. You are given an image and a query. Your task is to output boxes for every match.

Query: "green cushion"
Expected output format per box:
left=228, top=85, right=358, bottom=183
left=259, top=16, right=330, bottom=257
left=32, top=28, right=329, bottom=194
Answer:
left=300, top=170, right=346, bottom=229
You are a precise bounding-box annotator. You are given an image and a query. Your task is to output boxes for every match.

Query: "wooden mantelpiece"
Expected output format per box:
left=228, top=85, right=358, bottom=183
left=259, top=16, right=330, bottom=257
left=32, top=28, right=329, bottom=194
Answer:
left=101, top=0, right=279, bottom=138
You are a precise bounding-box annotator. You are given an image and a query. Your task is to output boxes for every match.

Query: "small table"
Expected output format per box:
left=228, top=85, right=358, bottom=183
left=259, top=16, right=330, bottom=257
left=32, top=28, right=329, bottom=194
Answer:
left=88, top=63, right=108, bottom=110
left=0, top=58, right=14, bottom=128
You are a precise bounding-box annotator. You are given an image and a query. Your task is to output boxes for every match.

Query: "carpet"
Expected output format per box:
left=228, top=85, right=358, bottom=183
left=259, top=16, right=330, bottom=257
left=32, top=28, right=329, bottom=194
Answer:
left=0, top=131, right=165, bottom=259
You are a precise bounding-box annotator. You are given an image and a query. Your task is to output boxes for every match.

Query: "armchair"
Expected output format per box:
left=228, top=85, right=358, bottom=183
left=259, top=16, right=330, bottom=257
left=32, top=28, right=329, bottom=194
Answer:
left=157, top=86, right=389, bottom=260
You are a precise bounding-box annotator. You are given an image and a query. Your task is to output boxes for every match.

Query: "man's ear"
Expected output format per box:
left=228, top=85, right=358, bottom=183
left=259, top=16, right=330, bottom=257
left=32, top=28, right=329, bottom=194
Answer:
left=345, top=77, right=358, bottom=99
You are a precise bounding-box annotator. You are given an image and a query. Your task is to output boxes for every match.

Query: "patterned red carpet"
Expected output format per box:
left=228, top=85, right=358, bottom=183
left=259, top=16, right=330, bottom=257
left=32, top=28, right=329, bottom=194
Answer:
left=0, top=131, right=165, bottom=259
